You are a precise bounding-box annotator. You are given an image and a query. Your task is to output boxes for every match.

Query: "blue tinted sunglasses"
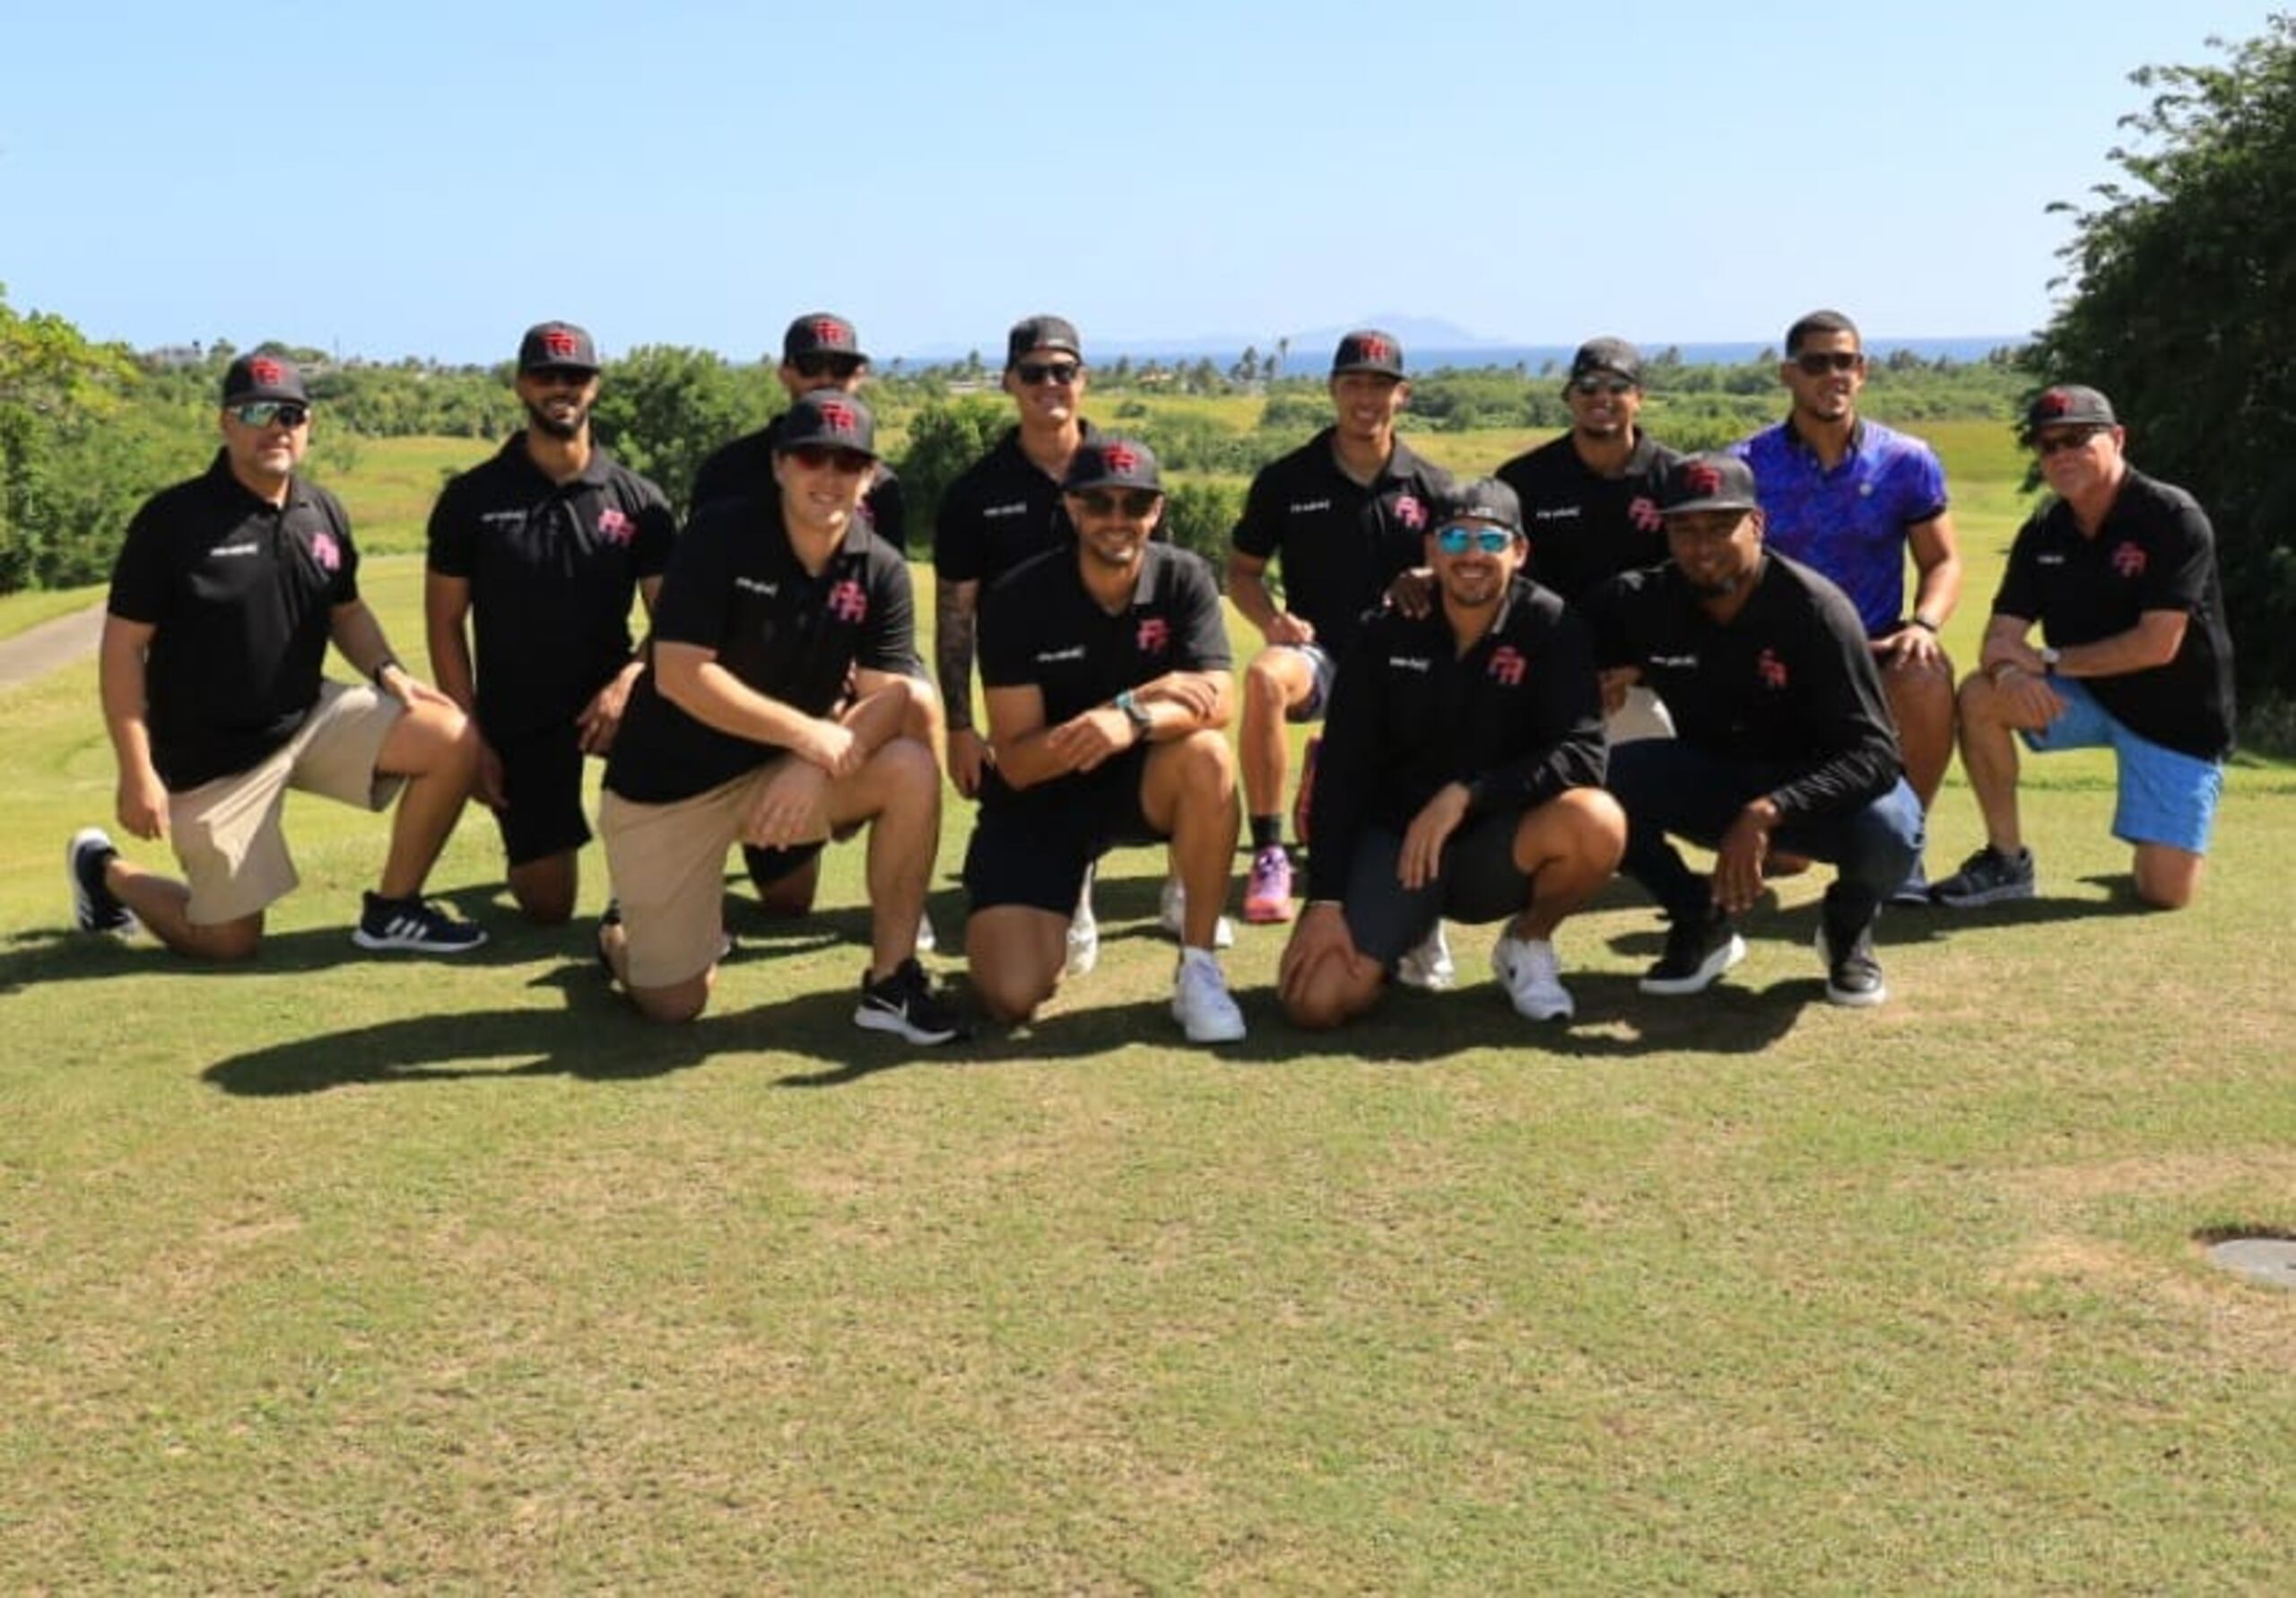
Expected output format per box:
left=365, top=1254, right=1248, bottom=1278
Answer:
left=1436, top=525, right=1513, bottom=555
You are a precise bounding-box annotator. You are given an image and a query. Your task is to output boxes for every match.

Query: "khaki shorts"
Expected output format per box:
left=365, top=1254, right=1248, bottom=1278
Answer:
left=600, top=765, right=785, bottom=990
left=170, top=681, right=406, bottom=925
left=1607, top=684, right=1675, bottom=746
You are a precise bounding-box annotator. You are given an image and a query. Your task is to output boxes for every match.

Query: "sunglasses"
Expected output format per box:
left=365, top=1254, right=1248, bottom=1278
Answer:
left=231, top=401, right=309, bottom=429
left=785, top=445, right=874, bottom=474
left=1792, top=351, right=1865, bottom=376
left=1435, top=525, right=1514, bottom=555
left=1570, top=376, right=1635, bottom=396
left=2033, top=428, right=2108, bottom=457
left=793, top=352, right=865, bottom=380
left=1015, top=360, right=1082, bottom=386
left=1074, top=489, right=1161, bottom=517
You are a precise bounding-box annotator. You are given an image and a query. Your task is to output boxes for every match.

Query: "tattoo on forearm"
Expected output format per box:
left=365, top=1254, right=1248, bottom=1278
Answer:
left=935, top=580, right=977, bottom=731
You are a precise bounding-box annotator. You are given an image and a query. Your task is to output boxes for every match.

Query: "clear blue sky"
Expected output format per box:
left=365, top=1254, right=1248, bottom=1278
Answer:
left=2, top=0, right=2281, bottom=364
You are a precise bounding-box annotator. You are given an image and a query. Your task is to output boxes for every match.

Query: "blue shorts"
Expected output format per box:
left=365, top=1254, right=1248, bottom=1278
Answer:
left=2021, top=677, right=2224, bottom=854
left=1276, top=642, right=1337, bottom=724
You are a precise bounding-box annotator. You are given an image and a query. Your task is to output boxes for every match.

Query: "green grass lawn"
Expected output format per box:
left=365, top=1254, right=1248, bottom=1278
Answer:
left=4, top=427, right=2291, bottom=1591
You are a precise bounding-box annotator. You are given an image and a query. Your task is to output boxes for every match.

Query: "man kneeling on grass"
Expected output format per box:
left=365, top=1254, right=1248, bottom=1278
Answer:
left=1277, top=480, right=1625, bottom=1029
left=594, top=393, right=962, bottom=1040
left=963, top=437, right=1249, bottom=1044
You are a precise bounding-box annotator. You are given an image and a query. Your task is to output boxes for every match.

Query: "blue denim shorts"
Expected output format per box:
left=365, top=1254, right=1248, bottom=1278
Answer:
left=2022, top=677, right=2224, bottom=853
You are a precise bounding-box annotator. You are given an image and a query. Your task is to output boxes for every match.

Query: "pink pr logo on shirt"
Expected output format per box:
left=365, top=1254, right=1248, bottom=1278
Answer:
left=2112, top=542, right=2148, bottom=578
left=1488, top=645, right=1526, bottom=686
left=596, top=508, right=634, bottom=545
left=309, top=531, right=341, bottom=573
left=1136, top=617, right=1170, bottom=655
left=1629, top=495, right=1663, bottom=532
left=1756, top=647, right=1788, bottom=690
left=1394, top=493, right=1425, bottom=529
left=828, top=579, right=869, bottom=622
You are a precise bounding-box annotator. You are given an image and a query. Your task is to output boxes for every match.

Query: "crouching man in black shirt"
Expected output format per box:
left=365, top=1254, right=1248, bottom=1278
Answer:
left=596, top=394, right=961, bottom=1041
left=1590, top=454, right=1923, bottom=1006
left=1277, top=480, right=1625, bottom=1029
left=70, top=354, right=484, bottom=960
left=964, top=439, right=1248, bottom=1044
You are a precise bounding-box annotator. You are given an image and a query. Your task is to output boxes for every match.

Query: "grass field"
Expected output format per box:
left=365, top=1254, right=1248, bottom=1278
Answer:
left=3, top=423, right=2292, bottom=1591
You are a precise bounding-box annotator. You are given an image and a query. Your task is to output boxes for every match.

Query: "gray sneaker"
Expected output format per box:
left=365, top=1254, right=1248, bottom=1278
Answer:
left=1930, top=845, right=2035, bottom=908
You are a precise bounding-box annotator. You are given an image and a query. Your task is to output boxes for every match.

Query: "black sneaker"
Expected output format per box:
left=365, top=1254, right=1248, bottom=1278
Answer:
left=352, top=891, right=487, bottom=954
left=1815, top=919, right=1888, bottom=1007
left=1886, top=857, right=1934, bottom=908
left=1639, top=908, right=1747, bottom=996
left=1929, top=845, right=2035, bottom=908
left=66, top=827, right=134, bottom=934
left=854, top=957, right=969, bottom=1045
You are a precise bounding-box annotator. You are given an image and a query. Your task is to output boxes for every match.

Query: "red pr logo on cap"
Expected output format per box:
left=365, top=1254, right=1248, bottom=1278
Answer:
left=2038, top=389, right=2072, bottom=417
left=543, top=329, right=579, bottom=359
left=1102, top=443, right=1140, bottom=475
left=248, top=356, right=283, bottom=385
left=1683, top=461, right=1722, bottom=495
left=813, top=319, right=848, bottom=348
left=816, top=400, right=857, bottom=433
left=1355, top=335, right=1390, bottom=364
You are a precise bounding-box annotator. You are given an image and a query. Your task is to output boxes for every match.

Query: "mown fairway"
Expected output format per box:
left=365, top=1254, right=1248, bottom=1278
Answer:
left=2, top=421, right=2291, bottom=1592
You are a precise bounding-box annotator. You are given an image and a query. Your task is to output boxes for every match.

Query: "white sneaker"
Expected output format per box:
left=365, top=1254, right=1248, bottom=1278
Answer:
left=1396, top=921, right=1456, bottom=991
left=1065, top=879, right=1100, bottom=977
left=1170, top=950, right=1247, bottom=1043
left=1158, top=876, right=1235, bottom=949
left=1491, top=933, right=1574, bottom=1021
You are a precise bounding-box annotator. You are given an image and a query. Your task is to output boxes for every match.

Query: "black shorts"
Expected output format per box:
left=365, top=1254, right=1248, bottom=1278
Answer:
left=491, top=724, right=593, bottom=867
left=1340, top=812, right=1531, bottom=968
left=964, top=747, right=1157, bottom=915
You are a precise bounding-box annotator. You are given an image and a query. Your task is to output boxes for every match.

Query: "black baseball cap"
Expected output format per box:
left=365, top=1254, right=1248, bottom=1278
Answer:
left=1007, top=315, right=1082, bottom=367
left=1570, top=337, right=1643, bottom=386
left=518, top=321, right=599, bottom=373
left=1657, top=453, right=1761, bottom=516
left=1332, top=329, right=1405, bottom=378
left=784, top=313, right=867, bottom=364
left=1062, top=436, right=1161, bottom=493
left=1433, top=479, right=1525, bottom=537
left=222, top=352, right=309, bottom=405
left=2023, top=384, right=2117, bottom=438
left=775, top=391, right=878, bottom=457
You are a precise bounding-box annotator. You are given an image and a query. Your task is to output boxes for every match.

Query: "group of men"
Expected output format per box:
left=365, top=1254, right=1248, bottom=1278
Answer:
left=68, top=308, right=2238, bottom=1050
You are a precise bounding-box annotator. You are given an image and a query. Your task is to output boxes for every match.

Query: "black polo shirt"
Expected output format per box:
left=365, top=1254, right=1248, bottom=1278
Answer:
left=1494, top=429, right=1681, bottom=605
left=690, top=413, right=907, bottom=551
left=1587, top=553, right=1902, bottom=822
left=1230, top=428, right=1452, bottom=656
left=1305, top=578, right=1607, bottom=902
left=107, top=452, right=360, bottom=791
left=1992, top=468, right=2237, bottom=760
left=933, top=421, right=1107, bottom=587
left=426, top=435, right=676, bottom=743
left=603, top=498, right=916, bottom=804
left=976, top=542, right=1231, bottom=806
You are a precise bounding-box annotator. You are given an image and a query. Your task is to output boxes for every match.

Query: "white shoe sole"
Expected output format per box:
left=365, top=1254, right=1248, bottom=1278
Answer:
left=1639, top=933, right=1746, bottom=995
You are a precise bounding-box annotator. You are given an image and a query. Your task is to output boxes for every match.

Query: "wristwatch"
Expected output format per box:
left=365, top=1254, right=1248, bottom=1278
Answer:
left=1114, top=689, right=1153, bottom=743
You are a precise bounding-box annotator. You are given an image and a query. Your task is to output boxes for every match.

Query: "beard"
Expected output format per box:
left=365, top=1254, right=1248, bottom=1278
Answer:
left=525, top=395, right=589, bottom=441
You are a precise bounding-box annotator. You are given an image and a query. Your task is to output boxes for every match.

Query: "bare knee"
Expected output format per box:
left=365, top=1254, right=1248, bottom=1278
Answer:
left=971, top=960, right=1057, bottom=1024
left=183, top=916, right=264, bottom=962
left=2133, top=847, right=2202, bottom=910
left=629, top=979, right=710, bottom=1024
left=508, top=856, right=578, bottom=925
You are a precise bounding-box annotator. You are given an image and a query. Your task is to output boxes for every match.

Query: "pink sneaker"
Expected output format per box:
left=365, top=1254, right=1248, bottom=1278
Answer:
left=1243, top=846, right=1295, bottom=924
